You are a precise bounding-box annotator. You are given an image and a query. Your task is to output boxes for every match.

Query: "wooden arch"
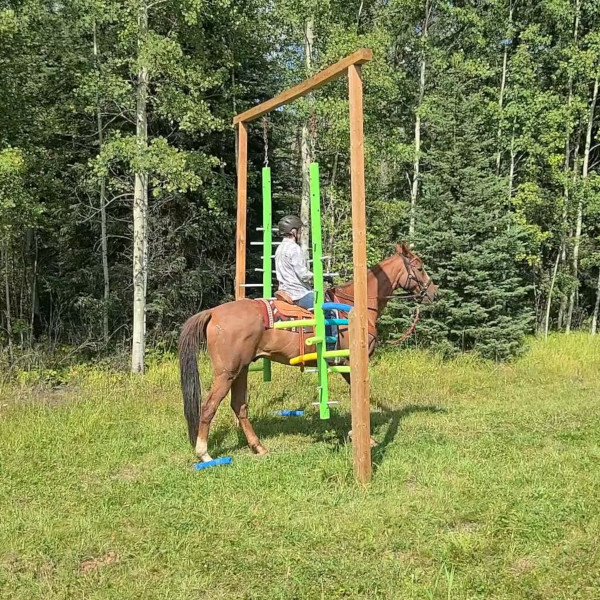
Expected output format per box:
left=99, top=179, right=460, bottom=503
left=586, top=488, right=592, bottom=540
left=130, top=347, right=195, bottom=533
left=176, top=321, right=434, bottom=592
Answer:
left=233, top=48, right=372, bottom=483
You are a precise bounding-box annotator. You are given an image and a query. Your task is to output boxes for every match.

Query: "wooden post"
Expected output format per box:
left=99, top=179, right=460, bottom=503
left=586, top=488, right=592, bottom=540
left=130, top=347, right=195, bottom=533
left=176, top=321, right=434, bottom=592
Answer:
left=236, top=122, right=248, bottom=300
left=348, top=64, right=371, bottom=484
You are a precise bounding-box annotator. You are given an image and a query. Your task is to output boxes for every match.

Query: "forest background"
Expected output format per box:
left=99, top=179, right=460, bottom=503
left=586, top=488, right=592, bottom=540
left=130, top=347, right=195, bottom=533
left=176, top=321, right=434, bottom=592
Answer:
left=1, top=0, right=599, bottom=372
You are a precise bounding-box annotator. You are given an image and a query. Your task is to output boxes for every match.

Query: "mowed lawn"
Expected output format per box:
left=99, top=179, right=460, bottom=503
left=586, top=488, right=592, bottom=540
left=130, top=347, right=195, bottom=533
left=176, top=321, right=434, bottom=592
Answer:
left=1, top=335, right=599, bottom=599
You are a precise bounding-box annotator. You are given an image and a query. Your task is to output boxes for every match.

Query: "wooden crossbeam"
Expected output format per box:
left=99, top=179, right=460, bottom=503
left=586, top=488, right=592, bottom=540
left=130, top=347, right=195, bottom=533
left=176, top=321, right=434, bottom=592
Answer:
left=232, top=48, right=372, bottom=125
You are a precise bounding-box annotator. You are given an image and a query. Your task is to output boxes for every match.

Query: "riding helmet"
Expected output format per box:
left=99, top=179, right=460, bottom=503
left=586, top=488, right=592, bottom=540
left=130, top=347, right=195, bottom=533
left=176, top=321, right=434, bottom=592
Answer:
left=278, top=215, right=303, bottom=235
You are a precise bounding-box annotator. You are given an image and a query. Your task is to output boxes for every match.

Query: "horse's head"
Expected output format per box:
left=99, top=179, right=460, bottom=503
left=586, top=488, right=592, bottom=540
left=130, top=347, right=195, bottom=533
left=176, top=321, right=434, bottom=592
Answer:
left=393, top=243, right=438, bottom=304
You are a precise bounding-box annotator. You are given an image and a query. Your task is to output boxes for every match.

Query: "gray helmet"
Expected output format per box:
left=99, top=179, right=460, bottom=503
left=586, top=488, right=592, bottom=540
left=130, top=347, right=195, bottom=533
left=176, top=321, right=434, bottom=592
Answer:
left=278, top=215, right=303, bottom=235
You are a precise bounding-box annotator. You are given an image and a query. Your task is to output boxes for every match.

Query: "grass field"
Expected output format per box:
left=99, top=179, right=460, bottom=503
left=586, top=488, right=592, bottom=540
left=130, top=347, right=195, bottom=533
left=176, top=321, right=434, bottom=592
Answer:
left=1, top=334, right=599, bottom=599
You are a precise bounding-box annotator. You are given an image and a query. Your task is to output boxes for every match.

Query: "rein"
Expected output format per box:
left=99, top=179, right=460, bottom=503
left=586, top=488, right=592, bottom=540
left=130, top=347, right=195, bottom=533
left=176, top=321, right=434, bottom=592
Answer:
left=331, top=291, right=421, bottom=346
left=385, top=305, right=420, bottom=346
left=329, top=252, right=431, bottom=346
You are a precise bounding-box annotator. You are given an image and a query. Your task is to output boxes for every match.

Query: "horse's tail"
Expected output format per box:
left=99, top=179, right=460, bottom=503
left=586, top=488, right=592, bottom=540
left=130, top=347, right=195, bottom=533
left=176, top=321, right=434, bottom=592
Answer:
left=178, top=309, right=212, bottom=447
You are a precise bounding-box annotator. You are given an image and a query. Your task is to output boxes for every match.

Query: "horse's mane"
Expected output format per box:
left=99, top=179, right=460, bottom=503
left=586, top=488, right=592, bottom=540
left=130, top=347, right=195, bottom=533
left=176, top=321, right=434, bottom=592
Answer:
left=332, top=259, right=391, bottom=292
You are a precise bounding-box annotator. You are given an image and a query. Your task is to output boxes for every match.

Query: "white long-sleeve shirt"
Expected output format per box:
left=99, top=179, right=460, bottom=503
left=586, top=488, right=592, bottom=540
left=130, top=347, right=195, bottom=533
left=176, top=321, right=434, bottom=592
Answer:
left=275, top=238, right=313, bottom=300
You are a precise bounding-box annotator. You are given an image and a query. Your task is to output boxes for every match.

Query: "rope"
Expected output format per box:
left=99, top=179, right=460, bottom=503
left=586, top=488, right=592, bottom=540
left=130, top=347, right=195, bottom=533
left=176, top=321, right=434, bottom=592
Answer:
left=310, top=111, right=317, bottom=142
left=386, top=306, right=420, bottom=346
left=262, top=116, right=269, bottom=167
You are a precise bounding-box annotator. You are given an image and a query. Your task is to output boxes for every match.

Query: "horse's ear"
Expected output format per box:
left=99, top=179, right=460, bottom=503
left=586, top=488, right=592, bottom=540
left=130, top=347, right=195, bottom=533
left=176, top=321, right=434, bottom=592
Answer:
left=397, top=242, right=412, bottom=255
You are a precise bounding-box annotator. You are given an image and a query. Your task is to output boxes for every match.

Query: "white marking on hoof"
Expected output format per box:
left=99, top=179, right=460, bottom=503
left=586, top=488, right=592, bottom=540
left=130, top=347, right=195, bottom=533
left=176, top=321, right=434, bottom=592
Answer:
left=348, top=430, right=378, bottom=448
left=195, top=438, right=212, bottom=462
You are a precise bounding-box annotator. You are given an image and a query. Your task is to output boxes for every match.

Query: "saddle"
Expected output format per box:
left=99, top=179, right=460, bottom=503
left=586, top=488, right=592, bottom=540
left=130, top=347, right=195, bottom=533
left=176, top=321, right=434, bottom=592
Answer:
left=255, top=290, right=341, bottom=361
left=256, top=290, right=377, bottom=354
left=272, top=290, right=313, bottom=320
left=255, top=291, right=314, bottom=334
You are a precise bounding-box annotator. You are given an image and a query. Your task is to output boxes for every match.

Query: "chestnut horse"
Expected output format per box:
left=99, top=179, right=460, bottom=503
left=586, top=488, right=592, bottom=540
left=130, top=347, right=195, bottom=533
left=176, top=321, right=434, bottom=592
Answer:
left=179, top=243, right=437, bottom=461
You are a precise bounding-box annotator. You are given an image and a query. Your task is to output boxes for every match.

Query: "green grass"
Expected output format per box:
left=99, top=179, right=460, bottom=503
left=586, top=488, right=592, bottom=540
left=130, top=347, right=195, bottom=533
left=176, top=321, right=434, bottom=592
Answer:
left=1, top=334, right=600, bottom=599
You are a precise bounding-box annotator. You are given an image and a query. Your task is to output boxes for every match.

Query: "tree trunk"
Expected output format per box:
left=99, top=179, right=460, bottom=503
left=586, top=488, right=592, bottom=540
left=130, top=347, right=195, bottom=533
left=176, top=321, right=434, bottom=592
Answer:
left=100, top=172, right=109, bottom=343
left=558, top=293, right=567, bottom=329
left=29, top=233, right=38, bottom=345
left=495, top=3, right=513, bottom=174
left=592, top=269, right=600, bottom=335
left=299, top=16, right=314, bottom=252
left=507, top=125, right=516, bottom=201
left=131, top=1, right=149, bottom=374
left=566, top=75, right=598, bottom=333
left=544, top=250, right=561, bottom=339
left=495, top=45, right=508, bottom=174
left=94, top=20, right=110, bottom=345
left=3, top=243, right=13, bottom=365
left=409, top=0, right=429, bottom=239
left=559, top=0, right=580, bottom=332
left=565, top=133, right=581, bottom=332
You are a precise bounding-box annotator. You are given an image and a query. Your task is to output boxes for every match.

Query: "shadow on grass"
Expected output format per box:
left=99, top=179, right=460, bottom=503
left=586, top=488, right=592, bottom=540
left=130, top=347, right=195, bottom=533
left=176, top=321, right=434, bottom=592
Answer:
left=212, top=400, right=447, bottom=467
left=370, top=403, right=447, bottom=472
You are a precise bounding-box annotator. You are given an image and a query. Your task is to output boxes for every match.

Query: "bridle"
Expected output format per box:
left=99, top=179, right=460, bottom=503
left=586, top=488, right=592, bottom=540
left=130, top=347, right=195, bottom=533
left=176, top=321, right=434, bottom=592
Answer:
left=330, top=252, right=432, bottom=346
left=333, top=253, right=432, bottom=307
left=398, top=254, right=432, bottom=300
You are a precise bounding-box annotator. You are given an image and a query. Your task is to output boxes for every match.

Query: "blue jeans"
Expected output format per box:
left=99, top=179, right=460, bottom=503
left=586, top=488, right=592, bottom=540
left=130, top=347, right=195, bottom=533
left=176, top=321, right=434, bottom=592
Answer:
left=295, top=292, right=337, bottom=347
left=295, top=292, right=314, bottom=310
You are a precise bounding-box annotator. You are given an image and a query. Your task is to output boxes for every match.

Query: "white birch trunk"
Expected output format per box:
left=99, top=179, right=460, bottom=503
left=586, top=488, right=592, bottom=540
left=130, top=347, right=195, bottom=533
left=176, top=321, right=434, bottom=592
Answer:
left=556, top=0, right=580, bottom=332
left=409, top=0, right=429, bottom=239
left=131, top=1, right=149, bottom=374
left=565, top=133, right=581, bottom=333
left=566, top=75, right=598, bottom=333
left=495, top=46, right=509, bottom=174
left=544, top=250, right=561, bottom=339
left=94, top=21, right=110, bottom=345
left=495, top=3, right=513, bottom=174
left=591, top=269, right=600, bottom=335
left=299, top=16, right=314, bottom=252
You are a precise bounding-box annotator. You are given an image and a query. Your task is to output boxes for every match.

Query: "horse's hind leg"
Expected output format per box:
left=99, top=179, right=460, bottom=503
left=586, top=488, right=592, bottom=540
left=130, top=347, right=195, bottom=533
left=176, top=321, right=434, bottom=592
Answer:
left=231, top=367, right=268, bottom=456
left=195, top=372, right=234, bottom=462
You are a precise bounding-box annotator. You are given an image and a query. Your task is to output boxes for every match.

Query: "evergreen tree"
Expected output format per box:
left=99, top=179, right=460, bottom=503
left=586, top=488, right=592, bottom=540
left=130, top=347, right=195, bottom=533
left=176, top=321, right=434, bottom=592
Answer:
left=413, top=66, right=533, bottom=359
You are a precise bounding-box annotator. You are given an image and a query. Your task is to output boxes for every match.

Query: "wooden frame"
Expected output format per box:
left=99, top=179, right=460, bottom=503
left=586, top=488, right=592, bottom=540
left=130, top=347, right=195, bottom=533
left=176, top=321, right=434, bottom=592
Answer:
left=233, top=49, right=372, bottom=484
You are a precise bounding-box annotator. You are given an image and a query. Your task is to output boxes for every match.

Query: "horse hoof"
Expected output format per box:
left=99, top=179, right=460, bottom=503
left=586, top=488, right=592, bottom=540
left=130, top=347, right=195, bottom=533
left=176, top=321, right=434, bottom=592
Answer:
left=253, top=444, right=269, bottom=457
left=348, top=430, right=379, bottom=448
left=197, top=452, right=214, bottom=462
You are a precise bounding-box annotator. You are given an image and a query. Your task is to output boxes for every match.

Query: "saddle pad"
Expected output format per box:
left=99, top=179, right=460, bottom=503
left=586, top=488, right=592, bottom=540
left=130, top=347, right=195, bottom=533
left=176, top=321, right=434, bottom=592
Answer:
left=255, top=298, right=340, bottom=358
left=255, top=298, right=313, bottom=333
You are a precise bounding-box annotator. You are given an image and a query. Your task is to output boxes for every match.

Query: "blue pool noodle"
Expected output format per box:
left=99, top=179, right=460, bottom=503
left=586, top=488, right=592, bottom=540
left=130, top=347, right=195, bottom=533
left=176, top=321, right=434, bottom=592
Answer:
left=276, top=410, right=305, bottom=417
left=194, top=456, right=233, bottom=470
left=322, top=301, right=354, bottom=312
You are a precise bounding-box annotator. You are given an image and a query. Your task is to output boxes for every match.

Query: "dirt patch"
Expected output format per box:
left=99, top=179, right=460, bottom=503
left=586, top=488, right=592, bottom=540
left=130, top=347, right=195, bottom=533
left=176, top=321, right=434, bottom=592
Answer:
left=405, top=474, right=419, bottom=490
left=0, top=553, right=27, bottom=573
left=111, top=466, right=141, bottom=482
left=448, top=520, right=484, bottom=534
left=0, top=385, right=77, bottom=409
left=78, top=552, right=119, bottom=574
left=511, top=557, right=536, bottom=576
left=1, top=554, right=55, bottom=580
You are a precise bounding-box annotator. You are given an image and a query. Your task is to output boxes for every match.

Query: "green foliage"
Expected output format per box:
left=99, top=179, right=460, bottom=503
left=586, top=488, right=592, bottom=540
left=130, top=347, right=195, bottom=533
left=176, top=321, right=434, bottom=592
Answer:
left=0, top=148, right=43, bottom=234
left=0, top=0, right=599, bottom=358
left=410, top=71, right=533, bottom=359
